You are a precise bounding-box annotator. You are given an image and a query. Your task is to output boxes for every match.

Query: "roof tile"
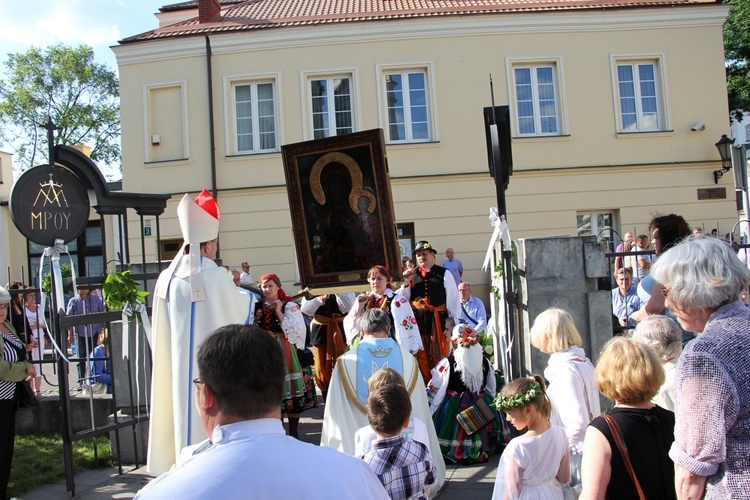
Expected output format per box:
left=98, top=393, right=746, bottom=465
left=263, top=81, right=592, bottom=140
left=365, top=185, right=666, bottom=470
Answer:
left=121, top=0, right=718, bottom=43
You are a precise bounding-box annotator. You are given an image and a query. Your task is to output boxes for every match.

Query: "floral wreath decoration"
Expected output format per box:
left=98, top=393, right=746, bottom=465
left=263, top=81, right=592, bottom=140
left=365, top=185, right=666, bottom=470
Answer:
left=493, top=381, right=542, bottom=411
left=451, top=324, right=478, bottom=348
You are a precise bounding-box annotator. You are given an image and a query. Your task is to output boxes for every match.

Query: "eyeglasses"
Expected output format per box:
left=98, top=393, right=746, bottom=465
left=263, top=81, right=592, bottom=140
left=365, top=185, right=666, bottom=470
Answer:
left=660, top=284, right=671, bottom=298
left=192, top=378, right=204, bottom=390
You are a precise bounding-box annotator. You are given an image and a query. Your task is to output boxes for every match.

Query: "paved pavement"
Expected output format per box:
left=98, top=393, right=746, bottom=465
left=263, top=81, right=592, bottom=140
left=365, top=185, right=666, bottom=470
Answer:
left=16, top=397, right=500, bottom=499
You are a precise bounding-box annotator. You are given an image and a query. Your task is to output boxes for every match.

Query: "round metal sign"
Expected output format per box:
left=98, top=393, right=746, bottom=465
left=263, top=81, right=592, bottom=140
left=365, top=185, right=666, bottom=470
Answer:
left=9, top=164, right=90, bottom=246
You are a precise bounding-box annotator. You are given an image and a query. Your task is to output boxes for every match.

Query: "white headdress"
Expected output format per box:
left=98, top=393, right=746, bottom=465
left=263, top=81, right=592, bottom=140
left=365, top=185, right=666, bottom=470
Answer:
left=155, top=189, right=220, bottom=302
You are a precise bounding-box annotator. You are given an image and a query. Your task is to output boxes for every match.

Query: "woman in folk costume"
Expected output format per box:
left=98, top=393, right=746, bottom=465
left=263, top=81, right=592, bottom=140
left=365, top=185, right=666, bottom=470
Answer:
left=254, top=274, right=317, bottom=438
left=427, top=324, right=509, bottom=464
left=300, top=293, right=356, bottom=396
left=147, top=189, right=257, bottom=474
left=344, top=265, right=423, bottom=355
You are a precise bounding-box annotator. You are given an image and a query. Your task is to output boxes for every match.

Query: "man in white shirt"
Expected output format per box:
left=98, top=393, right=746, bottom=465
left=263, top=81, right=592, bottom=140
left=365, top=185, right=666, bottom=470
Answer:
left=239, top=261, right=254, bottom=284
left=137, top=324, right=388, bottom=499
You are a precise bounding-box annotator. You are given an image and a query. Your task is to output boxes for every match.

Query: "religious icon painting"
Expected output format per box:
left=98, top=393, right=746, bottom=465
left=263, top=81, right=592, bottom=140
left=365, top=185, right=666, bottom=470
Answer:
left=281, top=129, right=400, bottom=288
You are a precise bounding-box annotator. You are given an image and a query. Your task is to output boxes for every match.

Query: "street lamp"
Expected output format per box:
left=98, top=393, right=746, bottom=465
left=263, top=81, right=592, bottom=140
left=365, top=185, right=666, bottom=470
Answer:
left=714, top=134, right=735, bottom=184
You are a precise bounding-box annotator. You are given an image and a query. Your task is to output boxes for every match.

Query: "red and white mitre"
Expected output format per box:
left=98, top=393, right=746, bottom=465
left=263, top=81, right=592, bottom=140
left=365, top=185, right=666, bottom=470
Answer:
left=155, top=189, right=220, bottom=302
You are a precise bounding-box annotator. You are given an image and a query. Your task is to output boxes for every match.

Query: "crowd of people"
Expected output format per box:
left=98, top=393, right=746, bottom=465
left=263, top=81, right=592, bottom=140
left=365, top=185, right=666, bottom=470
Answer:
left=491, top=218, right=750, bottom=499
left=3, top=190, right=749, bottom=500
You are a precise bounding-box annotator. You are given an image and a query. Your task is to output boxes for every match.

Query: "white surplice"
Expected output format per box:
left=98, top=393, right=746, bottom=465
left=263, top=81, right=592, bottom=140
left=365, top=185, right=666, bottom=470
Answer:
left=320, top=337, right=446, bottom=496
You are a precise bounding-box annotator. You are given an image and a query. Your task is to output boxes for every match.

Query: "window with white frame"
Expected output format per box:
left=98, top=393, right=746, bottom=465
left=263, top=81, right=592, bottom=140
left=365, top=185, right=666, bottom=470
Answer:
left=745, top=124, right=750, bottom=143
left=383, top=70, right=431, bottom=143
left=232, top=80, right=277, bottom=153
left=310, top=76, right=354, bottom=139
left=511, top=64, right=561, bottom=136
left=613, top=58, right=665, bottom=132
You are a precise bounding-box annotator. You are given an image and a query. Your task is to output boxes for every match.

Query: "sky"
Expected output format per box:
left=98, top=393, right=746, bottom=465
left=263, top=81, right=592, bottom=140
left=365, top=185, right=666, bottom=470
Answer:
left=0, top=0, right=168, bottom=73
left=0, top=1, right=171, bottom=177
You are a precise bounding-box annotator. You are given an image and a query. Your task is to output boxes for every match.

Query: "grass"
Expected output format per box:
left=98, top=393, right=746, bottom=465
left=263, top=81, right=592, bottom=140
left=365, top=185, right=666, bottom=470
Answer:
left=8, top=433, right=113, bottom=497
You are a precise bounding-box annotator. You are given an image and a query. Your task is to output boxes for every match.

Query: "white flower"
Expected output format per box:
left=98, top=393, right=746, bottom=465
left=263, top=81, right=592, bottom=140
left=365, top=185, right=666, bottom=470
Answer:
left=490, top=355, right=495, bottom=363
left=484, top=345, right=494, bottom=355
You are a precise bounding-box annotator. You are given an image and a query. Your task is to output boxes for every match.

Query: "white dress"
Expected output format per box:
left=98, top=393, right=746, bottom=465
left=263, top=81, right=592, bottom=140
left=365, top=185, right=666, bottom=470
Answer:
left=492, top=425, right=569, bottom=500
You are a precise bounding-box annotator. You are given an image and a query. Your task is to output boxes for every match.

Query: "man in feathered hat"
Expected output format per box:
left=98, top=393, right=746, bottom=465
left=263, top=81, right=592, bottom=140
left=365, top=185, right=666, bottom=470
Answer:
left=401, top=241, right=461, bottom=380
left=147, top=189, right=257, bottom=474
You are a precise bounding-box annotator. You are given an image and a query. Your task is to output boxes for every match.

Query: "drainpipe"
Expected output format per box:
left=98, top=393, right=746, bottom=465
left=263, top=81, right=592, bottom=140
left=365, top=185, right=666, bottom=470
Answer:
left=205, top=35, right=220, bottom=258
left=205, top=35, right=218, bottom=201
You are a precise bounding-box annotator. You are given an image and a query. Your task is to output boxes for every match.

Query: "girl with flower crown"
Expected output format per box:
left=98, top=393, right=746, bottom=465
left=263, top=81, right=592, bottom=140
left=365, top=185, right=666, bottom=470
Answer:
left=344, top=265, right=423, bottom=355
left=492, top=375, right=570, bottom=499
left=426, top=324, right=509, bottom=464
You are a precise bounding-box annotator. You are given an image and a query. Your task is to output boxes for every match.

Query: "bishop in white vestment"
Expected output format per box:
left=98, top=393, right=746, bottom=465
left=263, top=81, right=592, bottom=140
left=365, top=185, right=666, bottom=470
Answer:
left=147, top=190, right=257, bottom=474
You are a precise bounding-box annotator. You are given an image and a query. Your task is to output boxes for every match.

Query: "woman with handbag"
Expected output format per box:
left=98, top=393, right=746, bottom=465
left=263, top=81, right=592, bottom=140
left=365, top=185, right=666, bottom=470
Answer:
left=426, top=324, right=508, bottom=464
left=530, top=308, right=601, bottom=489
left=580, top=336, right=676, bottom=499
left=1, top=287, right=37, bottom=500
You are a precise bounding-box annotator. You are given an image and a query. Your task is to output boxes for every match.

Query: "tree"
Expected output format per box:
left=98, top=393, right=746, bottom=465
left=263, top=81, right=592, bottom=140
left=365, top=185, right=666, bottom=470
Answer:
left=0, top=44, right=120, bottom=174
left=725, top=0, right=750, bottom=121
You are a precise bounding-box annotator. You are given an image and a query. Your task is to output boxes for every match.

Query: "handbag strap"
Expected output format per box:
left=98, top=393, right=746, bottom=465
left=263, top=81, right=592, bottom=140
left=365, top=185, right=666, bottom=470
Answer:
left=602, top=413, right=646, bottom=500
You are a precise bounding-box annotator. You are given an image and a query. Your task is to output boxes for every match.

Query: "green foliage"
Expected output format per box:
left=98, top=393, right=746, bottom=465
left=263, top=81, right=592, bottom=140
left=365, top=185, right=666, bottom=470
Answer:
left=9, top=434, right=112, bottom=497
left=0, top=44, right=120, bottom=174
left=493, top=381, right=542, bottom=412
left=102, top=270, right=148, bottom=310
left=491, top=243, right=518, bottom=301
left=40, top=263, right=72, bottom=294
left=725, top=0, right=750, bottom=121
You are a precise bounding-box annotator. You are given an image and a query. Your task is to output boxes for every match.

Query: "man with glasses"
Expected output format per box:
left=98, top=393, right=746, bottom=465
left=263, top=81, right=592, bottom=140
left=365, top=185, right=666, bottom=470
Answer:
left=457, top=282, right=487, bottom=333
left=136, top=324, right=387, bottom=499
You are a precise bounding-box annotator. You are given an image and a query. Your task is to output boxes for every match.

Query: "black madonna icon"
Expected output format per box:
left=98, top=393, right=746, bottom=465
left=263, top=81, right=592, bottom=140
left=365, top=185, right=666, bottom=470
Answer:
left=10, top=164, right=90, bottom=246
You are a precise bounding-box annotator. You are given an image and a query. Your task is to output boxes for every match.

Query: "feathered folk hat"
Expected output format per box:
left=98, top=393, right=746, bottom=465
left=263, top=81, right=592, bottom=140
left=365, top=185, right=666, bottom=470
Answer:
left=413, top=240, right=437, bottom=256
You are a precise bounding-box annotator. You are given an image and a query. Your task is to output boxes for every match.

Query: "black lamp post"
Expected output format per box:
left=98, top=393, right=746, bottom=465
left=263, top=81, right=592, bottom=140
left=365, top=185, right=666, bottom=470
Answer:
left=714, top=134, right=735, bottom=184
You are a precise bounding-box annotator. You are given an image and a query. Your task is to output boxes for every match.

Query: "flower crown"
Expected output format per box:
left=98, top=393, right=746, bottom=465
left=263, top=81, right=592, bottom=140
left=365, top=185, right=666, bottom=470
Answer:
left=451, top=324, right=478, bottom=348
left=493, top=381, right=542, bottom=411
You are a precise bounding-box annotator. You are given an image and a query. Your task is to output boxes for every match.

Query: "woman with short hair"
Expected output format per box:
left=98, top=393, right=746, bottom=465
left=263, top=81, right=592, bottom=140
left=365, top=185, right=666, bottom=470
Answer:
left=530, top=307, right=600, bottom=489
left=632, top=315, right=683, bottom=411
left=650, top=235, right=750, bottom=498
left=580, top=336, right=676, bottom=499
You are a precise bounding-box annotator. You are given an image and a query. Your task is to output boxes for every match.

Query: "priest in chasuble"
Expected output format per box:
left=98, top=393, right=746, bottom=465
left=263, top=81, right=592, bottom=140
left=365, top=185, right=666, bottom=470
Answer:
left=321, top=308, right=446, bottom=495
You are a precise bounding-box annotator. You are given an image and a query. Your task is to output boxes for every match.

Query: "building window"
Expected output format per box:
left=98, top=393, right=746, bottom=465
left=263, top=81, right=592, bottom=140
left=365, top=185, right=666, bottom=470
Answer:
left=384, top=71, right=431, bottom=143
left=576, top=211, right=617, bottom=250
left=310, top=76, right=354, bottom=139
left=28, top=220, right=104, bottom=283
left=233, top=81, right=277, bottom=153
left=512, top=65, right=560, bottom=136
left=745, top=124, right=750, bottom=143
left=611, top=55, right=669, bottom=133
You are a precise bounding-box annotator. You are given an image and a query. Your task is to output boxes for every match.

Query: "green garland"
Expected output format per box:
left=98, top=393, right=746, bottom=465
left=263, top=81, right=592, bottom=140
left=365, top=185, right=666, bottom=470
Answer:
left=493, top=381, right=542, bottom=411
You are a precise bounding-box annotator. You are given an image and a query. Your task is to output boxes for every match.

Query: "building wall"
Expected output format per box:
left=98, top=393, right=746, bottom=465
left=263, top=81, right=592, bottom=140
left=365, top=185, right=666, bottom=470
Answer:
left=0, top=151, right=29, bottom=283
left=115, top=6, right=737, bottom=295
